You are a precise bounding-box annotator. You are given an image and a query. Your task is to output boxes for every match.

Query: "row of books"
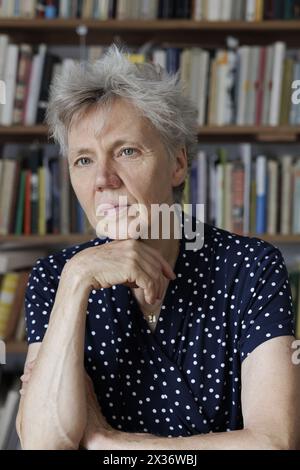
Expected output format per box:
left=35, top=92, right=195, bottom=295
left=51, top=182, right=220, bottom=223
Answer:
left=0, top=0, right=191, bottom=19
left=0, top=271, right=28, bottom=341
left=1, top=0, right=300, bottom=21
left=289, top=261, right=300, bottom=339
left=0, top=145, right=93, bottom=235
left=182, top=145, right=300, bottom=236
left=1, top=142, right=299, bottom=237
left=0, top=248, right=49, bottom=341
left=163, top=42, right=300, bottom=126
left=0, top=38, right=115, bottom=126
left=1, top=38, right=299, bottom=127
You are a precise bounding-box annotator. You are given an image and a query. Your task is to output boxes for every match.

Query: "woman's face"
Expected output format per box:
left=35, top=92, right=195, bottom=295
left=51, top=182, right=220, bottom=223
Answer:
left=67, top=98, right=186, bottom=239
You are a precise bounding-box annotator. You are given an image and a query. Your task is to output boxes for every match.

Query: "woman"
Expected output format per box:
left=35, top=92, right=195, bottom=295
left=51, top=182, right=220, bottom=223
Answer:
left=17, top=45, right=299, bottom=450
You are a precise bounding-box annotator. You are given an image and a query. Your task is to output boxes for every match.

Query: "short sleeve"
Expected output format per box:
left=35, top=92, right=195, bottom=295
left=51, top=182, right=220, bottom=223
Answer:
left=24, top=257, right=59, bottom=344
left=238, top=245, right=295, bottom=362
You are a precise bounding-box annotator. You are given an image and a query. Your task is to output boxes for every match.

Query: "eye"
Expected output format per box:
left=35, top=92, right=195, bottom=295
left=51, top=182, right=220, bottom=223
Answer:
left=119, top=147, right=138, bottom=158
left=74, top=157, right=92, bottom=167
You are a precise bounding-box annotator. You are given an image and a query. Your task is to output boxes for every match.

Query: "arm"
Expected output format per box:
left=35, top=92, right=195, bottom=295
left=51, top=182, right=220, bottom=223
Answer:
left=17, top=267, right=91, bottom=450
left=17, top=239, right=176, bottom=450
left=85, top=336, right=300, bottom=450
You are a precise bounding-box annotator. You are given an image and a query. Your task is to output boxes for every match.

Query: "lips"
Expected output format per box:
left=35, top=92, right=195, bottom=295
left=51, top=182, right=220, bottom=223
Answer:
left=97, top=203, right=129, bottom=216
left=98, top=203, right=120, bottom=210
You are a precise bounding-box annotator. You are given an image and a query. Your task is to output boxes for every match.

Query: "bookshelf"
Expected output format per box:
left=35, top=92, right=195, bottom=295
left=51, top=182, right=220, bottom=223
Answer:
left=6, top=341, right=27, bottom=355
left=1, top=19, right=300, bottom=44
left=0, top=233, right=299, bottom=246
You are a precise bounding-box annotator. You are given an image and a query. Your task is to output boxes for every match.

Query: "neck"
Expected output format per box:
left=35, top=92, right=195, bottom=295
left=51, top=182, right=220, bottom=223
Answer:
left=142, top=236, right=180, bottom=272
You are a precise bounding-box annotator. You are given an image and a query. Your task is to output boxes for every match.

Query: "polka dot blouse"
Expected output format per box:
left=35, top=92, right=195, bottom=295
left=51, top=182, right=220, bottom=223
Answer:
left=25, top=214, right=295, bottom=438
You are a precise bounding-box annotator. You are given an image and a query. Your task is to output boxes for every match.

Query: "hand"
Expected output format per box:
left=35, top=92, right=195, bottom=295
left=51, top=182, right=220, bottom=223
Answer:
left=19, top=359, right=36, bottom=396
left=65, top=239, right=176, bottom=305
left=20, top=363, right=115, bottom=450
left=80, top=374, right=116, bottom=450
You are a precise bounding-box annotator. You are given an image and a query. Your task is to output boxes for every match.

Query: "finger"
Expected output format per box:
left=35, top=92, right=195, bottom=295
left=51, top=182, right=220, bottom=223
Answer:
left=136, top=252, right=166, bottom=300
left=20, top=374, right=30, bottom=382
left=130, top=264, right=159, bottom=305
left=137, top=241, right=177, bottom=280
left=138, top=263, right=166, bottom=305
left=24, top=361, right=35, bottom=372
left=132, top=260, right=160, bottom=304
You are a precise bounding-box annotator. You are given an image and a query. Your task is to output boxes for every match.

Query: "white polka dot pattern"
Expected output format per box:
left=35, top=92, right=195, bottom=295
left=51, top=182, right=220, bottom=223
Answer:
left=24, top=214, right=295, bottom=437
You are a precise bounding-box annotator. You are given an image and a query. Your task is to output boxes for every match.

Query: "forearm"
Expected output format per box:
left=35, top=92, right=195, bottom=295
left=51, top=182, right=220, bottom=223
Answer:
left=19, top=267, right=91, bottom=450
left=90, top=428, right=279, bottom=450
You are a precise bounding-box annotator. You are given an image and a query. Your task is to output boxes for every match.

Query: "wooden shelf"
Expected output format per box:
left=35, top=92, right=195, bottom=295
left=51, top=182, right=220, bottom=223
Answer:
left=1, top=18, right=300, bottom=31
left=0, top=234, right=95, bottom=246
left=0, top=125, right=48, bottom=142
left=0, top=233, right=299, bottom=246
left=1, top=19, right=300, bottom=45
left=248, top=234, right=300, bottom=244
left=1, top=125, right=300, bottom=143
left=6, top=341, right=27, bottom=354
left=198, top=126, right=300, bottom=142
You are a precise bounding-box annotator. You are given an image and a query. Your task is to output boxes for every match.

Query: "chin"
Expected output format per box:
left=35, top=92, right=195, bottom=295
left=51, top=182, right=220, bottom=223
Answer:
left=95, top=217, right=149, bottom=241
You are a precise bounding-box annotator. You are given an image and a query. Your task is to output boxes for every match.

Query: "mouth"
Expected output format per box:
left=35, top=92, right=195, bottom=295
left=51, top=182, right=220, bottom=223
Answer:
left=97, top=204, right=130, bottom=217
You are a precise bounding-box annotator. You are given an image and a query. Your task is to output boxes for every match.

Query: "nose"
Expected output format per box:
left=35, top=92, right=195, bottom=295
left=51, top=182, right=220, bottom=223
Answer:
left=94, top=160, right=122, bottom=191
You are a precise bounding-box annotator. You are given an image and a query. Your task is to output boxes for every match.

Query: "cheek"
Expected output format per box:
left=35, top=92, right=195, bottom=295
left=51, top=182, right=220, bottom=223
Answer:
left=69, top=172, right=93, bottom=206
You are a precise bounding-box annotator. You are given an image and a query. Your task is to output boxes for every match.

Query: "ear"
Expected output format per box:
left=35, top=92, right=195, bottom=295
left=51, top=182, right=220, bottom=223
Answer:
left=171, top=147, right=188, bottom=188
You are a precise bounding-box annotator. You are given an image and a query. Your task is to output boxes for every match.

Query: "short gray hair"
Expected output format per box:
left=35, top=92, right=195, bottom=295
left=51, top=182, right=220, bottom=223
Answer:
left=46, top=44, right=198, bottom=204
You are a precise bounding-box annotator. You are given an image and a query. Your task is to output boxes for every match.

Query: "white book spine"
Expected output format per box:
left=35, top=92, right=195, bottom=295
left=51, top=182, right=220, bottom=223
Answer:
left=196, top=150, right=207, bottom=207
left=0, top=44, right=18, bottom=126
left=256, top=155, right=267, bottom=197
left=280, top=156, right=293, bottom=235
left=292, top=162, right=300, bottom=234
left=245, top=0, right=256, bottom=21
left=24, top=44, right=47, bottom=126
left=59, top=0, right=69, bottom=18
left=193, top=0, right=204, bottom=20
left=237, top=46, right=250, bottom=125
left=267, top=160, right=278, bottom=235
left=152, top=49, right=167, bottom=70
left=269, top=42, right=286, bottom=126
left=206, top=0, right=221, bottom=20
left=215, top=51, right=228, bottom=125
left=262, top=45, right=274, bottom=125
left=241, top=143, right=252, bottom=234
left=179, top=49, right=191, bottom=97
left=221, top=0, right=232, bottom=20
left=197, top=50, right=209, bottom=125
left=216, top=164, right=224, bottom=228
left=0, top=35, right=9, bottom=81
left=100, top=0, right=109, bottom=19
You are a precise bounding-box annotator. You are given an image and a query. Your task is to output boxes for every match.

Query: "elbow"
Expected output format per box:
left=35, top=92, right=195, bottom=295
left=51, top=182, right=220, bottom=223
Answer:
left=255, top=430, right=299, bottom=451
left=16, top=409, right=78, bottom=450
left=271, top=435, right=300, bottom=451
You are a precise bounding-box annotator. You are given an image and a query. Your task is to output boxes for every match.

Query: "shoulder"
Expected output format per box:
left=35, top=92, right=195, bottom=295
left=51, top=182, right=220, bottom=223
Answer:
left=203, top=222, right=283, bottom=264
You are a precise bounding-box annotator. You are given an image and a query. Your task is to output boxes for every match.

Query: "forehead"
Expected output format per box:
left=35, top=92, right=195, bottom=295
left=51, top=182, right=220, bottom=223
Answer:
left=68, top=98, right=156, bottom=145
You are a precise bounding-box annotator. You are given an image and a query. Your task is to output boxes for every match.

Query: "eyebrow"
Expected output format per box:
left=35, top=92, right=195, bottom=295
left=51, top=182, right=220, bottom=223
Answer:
left=69, top=139, right=142, bottom=159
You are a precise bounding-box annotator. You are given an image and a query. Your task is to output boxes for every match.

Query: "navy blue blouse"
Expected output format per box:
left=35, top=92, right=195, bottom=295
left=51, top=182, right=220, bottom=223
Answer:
left=25, top=214, right=295, bottom=438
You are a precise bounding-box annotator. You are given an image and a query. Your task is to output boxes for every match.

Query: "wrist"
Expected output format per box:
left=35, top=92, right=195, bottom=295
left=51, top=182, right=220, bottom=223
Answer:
left=61, top=260, right=93, bottom=294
